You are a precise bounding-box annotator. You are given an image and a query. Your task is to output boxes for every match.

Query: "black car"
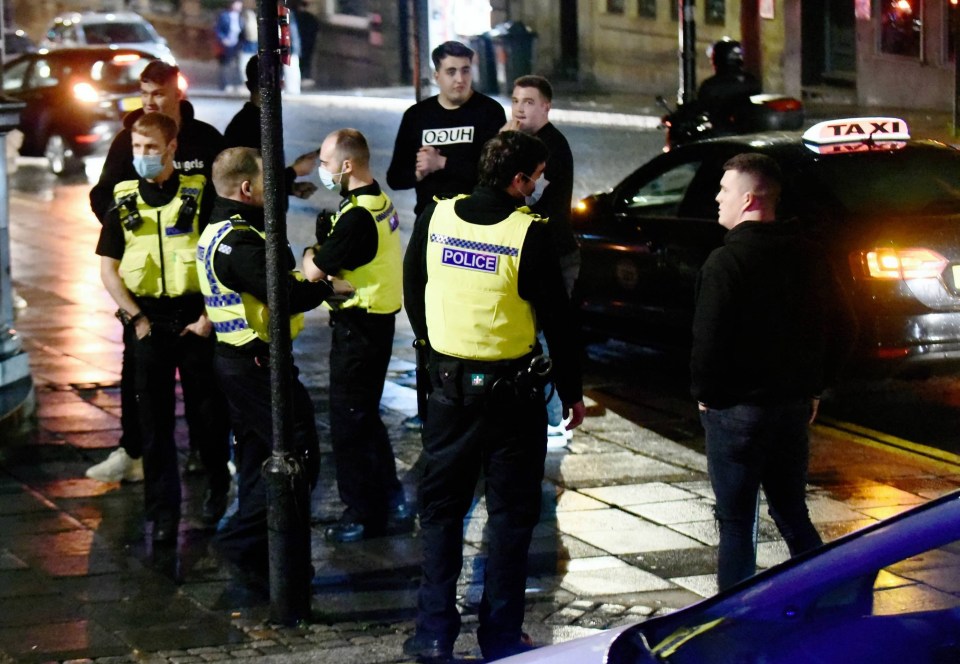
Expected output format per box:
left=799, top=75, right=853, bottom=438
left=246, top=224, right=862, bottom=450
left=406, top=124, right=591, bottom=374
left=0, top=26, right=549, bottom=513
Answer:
left=2, top=47, right=155, bottom=174
left=572, top=117, right=960, bottom=375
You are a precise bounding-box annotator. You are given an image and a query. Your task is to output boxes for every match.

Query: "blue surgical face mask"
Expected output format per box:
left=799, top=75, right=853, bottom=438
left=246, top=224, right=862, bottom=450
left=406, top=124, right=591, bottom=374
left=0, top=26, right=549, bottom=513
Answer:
left=318, top=165, right=345, bottom=191
left=524, top=175, right=547, bottom=207
left=133, top=153, right=165, bottom=180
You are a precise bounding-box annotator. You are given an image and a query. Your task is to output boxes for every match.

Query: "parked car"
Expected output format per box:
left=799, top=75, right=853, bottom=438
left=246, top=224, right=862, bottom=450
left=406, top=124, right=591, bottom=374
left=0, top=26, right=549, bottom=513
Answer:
left=503, top=490, right=960, bottom=663
left=572, top=117, right=960, bottom=376
left=40, top=11, right=175, bottom=64
left=2, top=47, right=156, bottom=174
left=4, top=29, right=37, bottom=58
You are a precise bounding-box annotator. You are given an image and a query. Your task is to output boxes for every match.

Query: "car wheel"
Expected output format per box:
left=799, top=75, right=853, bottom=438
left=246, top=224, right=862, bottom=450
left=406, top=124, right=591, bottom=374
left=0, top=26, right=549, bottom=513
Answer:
left=44, top=134, right=82, bottom=176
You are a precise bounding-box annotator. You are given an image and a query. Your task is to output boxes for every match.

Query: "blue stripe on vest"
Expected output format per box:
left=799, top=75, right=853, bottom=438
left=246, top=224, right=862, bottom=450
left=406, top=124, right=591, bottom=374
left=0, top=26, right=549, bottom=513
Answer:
left=429, top=233, right=519, bottom=257
left=212, top=318, right=249, bottom=333
left=205, top=293, right=243, bottom=307
left=200, top=222, right=237, bottom=296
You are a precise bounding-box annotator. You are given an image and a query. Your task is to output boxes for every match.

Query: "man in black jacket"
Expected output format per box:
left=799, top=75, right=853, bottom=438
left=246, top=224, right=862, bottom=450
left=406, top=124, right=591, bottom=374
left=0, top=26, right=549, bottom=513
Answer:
left=86, top=61, right=226, bottom=486
left=691, top=153, right=856, bottom=591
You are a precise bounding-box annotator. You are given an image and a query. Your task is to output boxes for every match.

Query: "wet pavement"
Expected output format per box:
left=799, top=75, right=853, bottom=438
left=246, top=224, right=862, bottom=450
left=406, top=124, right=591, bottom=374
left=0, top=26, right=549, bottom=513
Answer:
left=2, top=73, right=960, bottom=663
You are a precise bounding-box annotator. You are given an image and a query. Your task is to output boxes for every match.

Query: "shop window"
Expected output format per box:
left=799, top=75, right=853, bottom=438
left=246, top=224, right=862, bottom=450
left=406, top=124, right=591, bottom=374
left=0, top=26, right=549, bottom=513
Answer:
left=705, top=0, right=725, bottom=25
left=879, top=0, right=921, bottom=57
left=639, top=0, right=657, bottom=18
left=322, top=0, right=369, bottom=28
left=607, top=0, right=626, bottom=13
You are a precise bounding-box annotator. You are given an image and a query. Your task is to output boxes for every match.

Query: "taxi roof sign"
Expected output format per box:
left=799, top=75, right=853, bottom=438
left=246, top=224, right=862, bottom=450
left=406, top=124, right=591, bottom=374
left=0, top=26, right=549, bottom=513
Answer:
left=802, top=117, right=910, bottom=145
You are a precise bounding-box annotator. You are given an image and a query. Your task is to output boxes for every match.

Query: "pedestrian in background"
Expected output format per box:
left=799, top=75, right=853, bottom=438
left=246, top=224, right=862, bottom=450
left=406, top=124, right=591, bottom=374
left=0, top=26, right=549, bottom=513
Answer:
left=97, top=112, right=229, bottom=543
left=224, top=54, right=318, bottom=200
left=280, top=0, right=302, bottom=95
left=504, top=74, right=579, bottom=447
left=238, top=4, right=258, bottom=84
left=294, top=0, right=319, bottom=83
left=87, top=61, right=226, bottom=487
left=402, top=131, right=585, bottom=662
left=302, top=129, right=409, bottom=543
left=691, top=153, right=857, bottom=591
left=215, top=0, right=245, bottom=93
left=198, top=147, right=349, bottom=587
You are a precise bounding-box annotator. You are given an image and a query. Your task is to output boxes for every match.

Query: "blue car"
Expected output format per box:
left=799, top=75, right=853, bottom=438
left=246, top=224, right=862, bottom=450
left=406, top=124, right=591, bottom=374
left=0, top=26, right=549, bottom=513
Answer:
left=503, top=490, right=960, bottom=663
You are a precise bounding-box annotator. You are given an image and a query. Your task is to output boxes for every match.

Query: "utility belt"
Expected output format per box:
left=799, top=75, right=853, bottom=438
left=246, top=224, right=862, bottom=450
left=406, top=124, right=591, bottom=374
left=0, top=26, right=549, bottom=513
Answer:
left=430, top=351, right=552, bottom=404
left=134, top=294, right=204, bottom=334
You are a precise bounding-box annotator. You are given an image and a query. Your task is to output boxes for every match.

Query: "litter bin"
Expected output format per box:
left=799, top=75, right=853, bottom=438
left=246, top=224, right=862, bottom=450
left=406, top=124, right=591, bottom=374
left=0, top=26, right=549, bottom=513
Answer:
left=488, top=21, right=538, bottom=96
left=468, top=33, right=498, bottom=95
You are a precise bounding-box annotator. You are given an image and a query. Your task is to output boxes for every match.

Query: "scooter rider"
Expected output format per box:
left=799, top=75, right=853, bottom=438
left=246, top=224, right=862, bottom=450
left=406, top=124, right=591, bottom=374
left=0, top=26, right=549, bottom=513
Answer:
left=696, top=38, right=762, bottom=128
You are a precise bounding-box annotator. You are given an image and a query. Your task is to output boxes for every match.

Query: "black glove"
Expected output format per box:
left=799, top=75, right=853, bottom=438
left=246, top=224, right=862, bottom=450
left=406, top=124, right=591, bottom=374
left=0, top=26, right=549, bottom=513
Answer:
left=315, top=209, right=334, bottom=245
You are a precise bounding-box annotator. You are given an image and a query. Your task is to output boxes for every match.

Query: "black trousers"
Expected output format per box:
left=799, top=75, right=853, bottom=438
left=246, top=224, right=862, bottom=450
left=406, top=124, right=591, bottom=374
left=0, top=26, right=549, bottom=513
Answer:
left=213, top=352, right=320, bottom=575
left=119, top=322, right=142, bottom=458
left=414, top=381, right=547, bottom=653
left=133, top=326, right=231, bottom=523
left=329, top=309, right=403, bottom=527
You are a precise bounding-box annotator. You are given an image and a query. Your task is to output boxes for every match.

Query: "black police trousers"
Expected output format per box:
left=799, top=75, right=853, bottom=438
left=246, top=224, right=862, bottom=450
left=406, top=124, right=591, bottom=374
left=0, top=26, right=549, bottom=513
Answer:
left=414, top=371, right=547, bottom=654
left=213, top=351, right=320, bottom=576
left=329, top=309, right=403, bottom=528
left=133, top=325, right=231, bottom=524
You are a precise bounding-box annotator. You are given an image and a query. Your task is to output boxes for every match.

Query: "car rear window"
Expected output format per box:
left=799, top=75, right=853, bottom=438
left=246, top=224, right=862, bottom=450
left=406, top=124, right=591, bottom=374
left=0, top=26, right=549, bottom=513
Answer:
left=806, top=147, right=960, bottom=217
left=83, top=22, right=153, bottom=45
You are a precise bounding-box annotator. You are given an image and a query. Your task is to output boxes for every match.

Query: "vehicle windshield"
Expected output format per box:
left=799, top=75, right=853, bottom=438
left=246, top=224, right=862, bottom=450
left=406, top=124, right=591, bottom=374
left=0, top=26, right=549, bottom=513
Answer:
left=808, top=147, right=960, bottom=217
left=83, top=22, right=153, bottom=44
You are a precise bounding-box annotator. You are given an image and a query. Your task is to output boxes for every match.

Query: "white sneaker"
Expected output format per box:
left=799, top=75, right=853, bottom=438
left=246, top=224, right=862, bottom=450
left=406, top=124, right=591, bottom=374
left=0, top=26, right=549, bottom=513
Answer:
left=85, top=448, right=144, bottom=483
left=547, top=422, right=573, bottom=449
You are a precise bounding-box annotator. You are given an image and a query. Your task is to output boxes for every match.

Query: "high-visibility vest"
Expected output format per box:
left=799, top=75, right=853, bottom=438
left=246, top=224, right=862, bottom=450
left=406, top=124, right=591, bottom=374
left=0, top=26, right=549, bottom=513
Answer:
left=196, top=217, right=304, bottom=346
left=424, top=196, right=540, bottom=361
left=114, top=174, right=205, bottom=297
left=327, top=189, right=403, bottom=314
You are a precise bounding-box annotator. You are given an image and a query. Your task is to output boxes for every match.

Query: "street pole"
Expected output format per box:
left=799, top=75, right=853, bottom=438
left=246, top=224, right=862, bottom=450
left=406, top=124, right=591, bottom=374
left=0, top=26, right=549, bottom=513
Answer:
left=955, top=4, right=960, bottom=136
left=679, top=0, right=697, bottom=104
left=257, top=0, right=312, bottom=625
left=412, top=0, right=431, bottom=102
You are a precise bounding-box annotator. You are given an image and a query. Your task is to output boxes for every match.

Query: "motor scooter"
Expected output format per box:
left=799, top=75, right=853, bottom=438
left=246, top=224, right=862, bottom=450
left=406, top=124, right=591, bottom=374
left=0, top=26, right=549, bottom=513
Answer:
left=657, top=93, right=805, bottom=150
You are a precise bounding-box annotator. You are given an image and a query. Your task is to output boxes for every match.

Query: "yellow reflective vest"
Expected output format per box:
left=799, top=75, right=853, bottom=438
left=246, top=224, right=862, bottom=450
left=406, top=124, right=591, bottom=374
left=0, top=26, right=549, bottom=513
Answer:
left=425, top=196, right=540, bottom=361
left=114, top=174, right=205, bottom=298
left=196, top=217, right=304, bottom=346
left=327, top=189, right=403, bottom=314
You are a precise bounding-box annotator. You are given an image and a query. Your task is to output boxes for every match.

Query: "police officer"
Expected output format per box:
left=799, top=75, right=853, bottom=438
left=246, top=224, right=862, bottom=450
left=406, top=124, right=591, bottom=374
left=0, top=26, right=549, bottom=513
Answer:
left=302, top=128, right=408, bottom=543
left=96, top=112, right=230, bottom=543
left=87, top=60, right=225, bottom=484
left=198, top=147, right=349, bottom=583
left=402, top=131, right=586, bottom=662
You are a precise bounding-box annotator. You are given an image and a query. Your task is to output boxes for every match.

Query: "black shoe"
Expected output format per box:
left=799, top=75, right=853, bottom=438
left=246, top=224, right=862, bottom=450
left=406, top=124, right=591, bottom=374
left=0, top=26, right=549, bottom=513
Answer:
left=402, top=633, right=453, bottom=661
left=324, top=520, right=365, bottom=543
left=152, top=517, right=179, bottom=544
left=481, top=633, right=537, bottom=661
left=201, top=490, right=229, bottom=526
left=386, top=502, right=415, bottom=534
left=184, top=448, right=205, bottom=475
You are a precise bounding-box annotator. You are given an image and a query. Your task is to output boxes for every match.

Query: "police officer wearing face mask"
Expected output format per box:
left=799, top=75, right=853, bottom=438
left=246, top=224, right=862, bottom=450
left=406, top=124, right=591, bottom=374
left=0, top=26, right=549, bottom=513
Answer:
left=402, top=130, right=586, bottom=662
left=302, top=128, right=409, bottom=543
left=96, top=112, right=229, bottom=544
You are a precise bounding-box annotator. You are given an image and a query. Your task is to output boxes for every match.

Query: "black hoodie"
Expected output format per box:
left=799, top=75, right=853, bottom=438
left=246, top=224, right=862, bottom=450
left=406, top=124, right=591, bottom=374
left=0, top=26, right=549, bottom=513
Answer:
left=89, top=99, right=225, bottom=223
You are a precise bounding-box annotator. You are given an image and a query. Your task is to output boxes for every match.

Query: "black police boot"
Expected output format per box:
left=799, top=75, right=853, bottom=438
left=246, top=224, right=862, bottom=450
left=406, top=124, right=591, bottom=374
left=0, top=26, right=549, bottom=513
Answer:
left=402, top=633, right=453, bottom=662
left=324, top=519, right=365, bottom=543
left=201, top=489, right=229, bottom=526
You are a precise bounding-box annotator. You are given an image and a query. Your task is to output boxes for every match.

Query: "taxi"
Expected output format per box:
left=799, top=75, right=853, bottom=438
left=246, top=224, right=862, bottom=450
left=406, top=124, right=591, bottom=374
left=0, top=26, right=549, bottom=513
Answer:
left=572, top=117, right=960, bottom=375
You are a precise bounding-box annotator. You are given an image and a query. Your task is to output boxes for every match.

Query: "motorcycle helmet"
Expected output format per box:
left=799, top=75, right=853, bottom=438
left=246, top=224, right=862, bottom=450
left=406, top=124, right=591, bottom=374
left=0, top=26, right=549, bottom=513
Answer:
left=709, top=37, right=745, bottom=71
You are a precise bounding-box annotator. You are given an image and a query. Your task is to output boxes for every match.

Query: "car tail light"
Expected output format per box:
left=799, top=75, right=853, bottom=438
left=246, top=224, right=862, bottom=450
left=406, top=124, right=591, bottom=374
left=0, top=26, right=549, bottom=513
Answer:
left=72, top=81, right=99, bottom=103
left=763, top=97, right=803, bottom=112
left=859, top=247, right=948, bottom=280
left=111, top=53, right=142, bottom=64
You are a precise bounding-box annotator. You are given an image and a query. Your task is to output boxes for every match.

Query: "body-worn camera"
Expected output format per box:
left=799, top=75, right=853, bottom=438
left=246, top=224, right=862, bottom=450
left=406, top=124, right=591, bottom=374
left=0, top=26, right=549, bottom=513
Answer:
left=112, top=192, right=143, bottom=231
left=315, top=209, right=335, bottom=244
left=174, top=195, right=198, bottom=233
